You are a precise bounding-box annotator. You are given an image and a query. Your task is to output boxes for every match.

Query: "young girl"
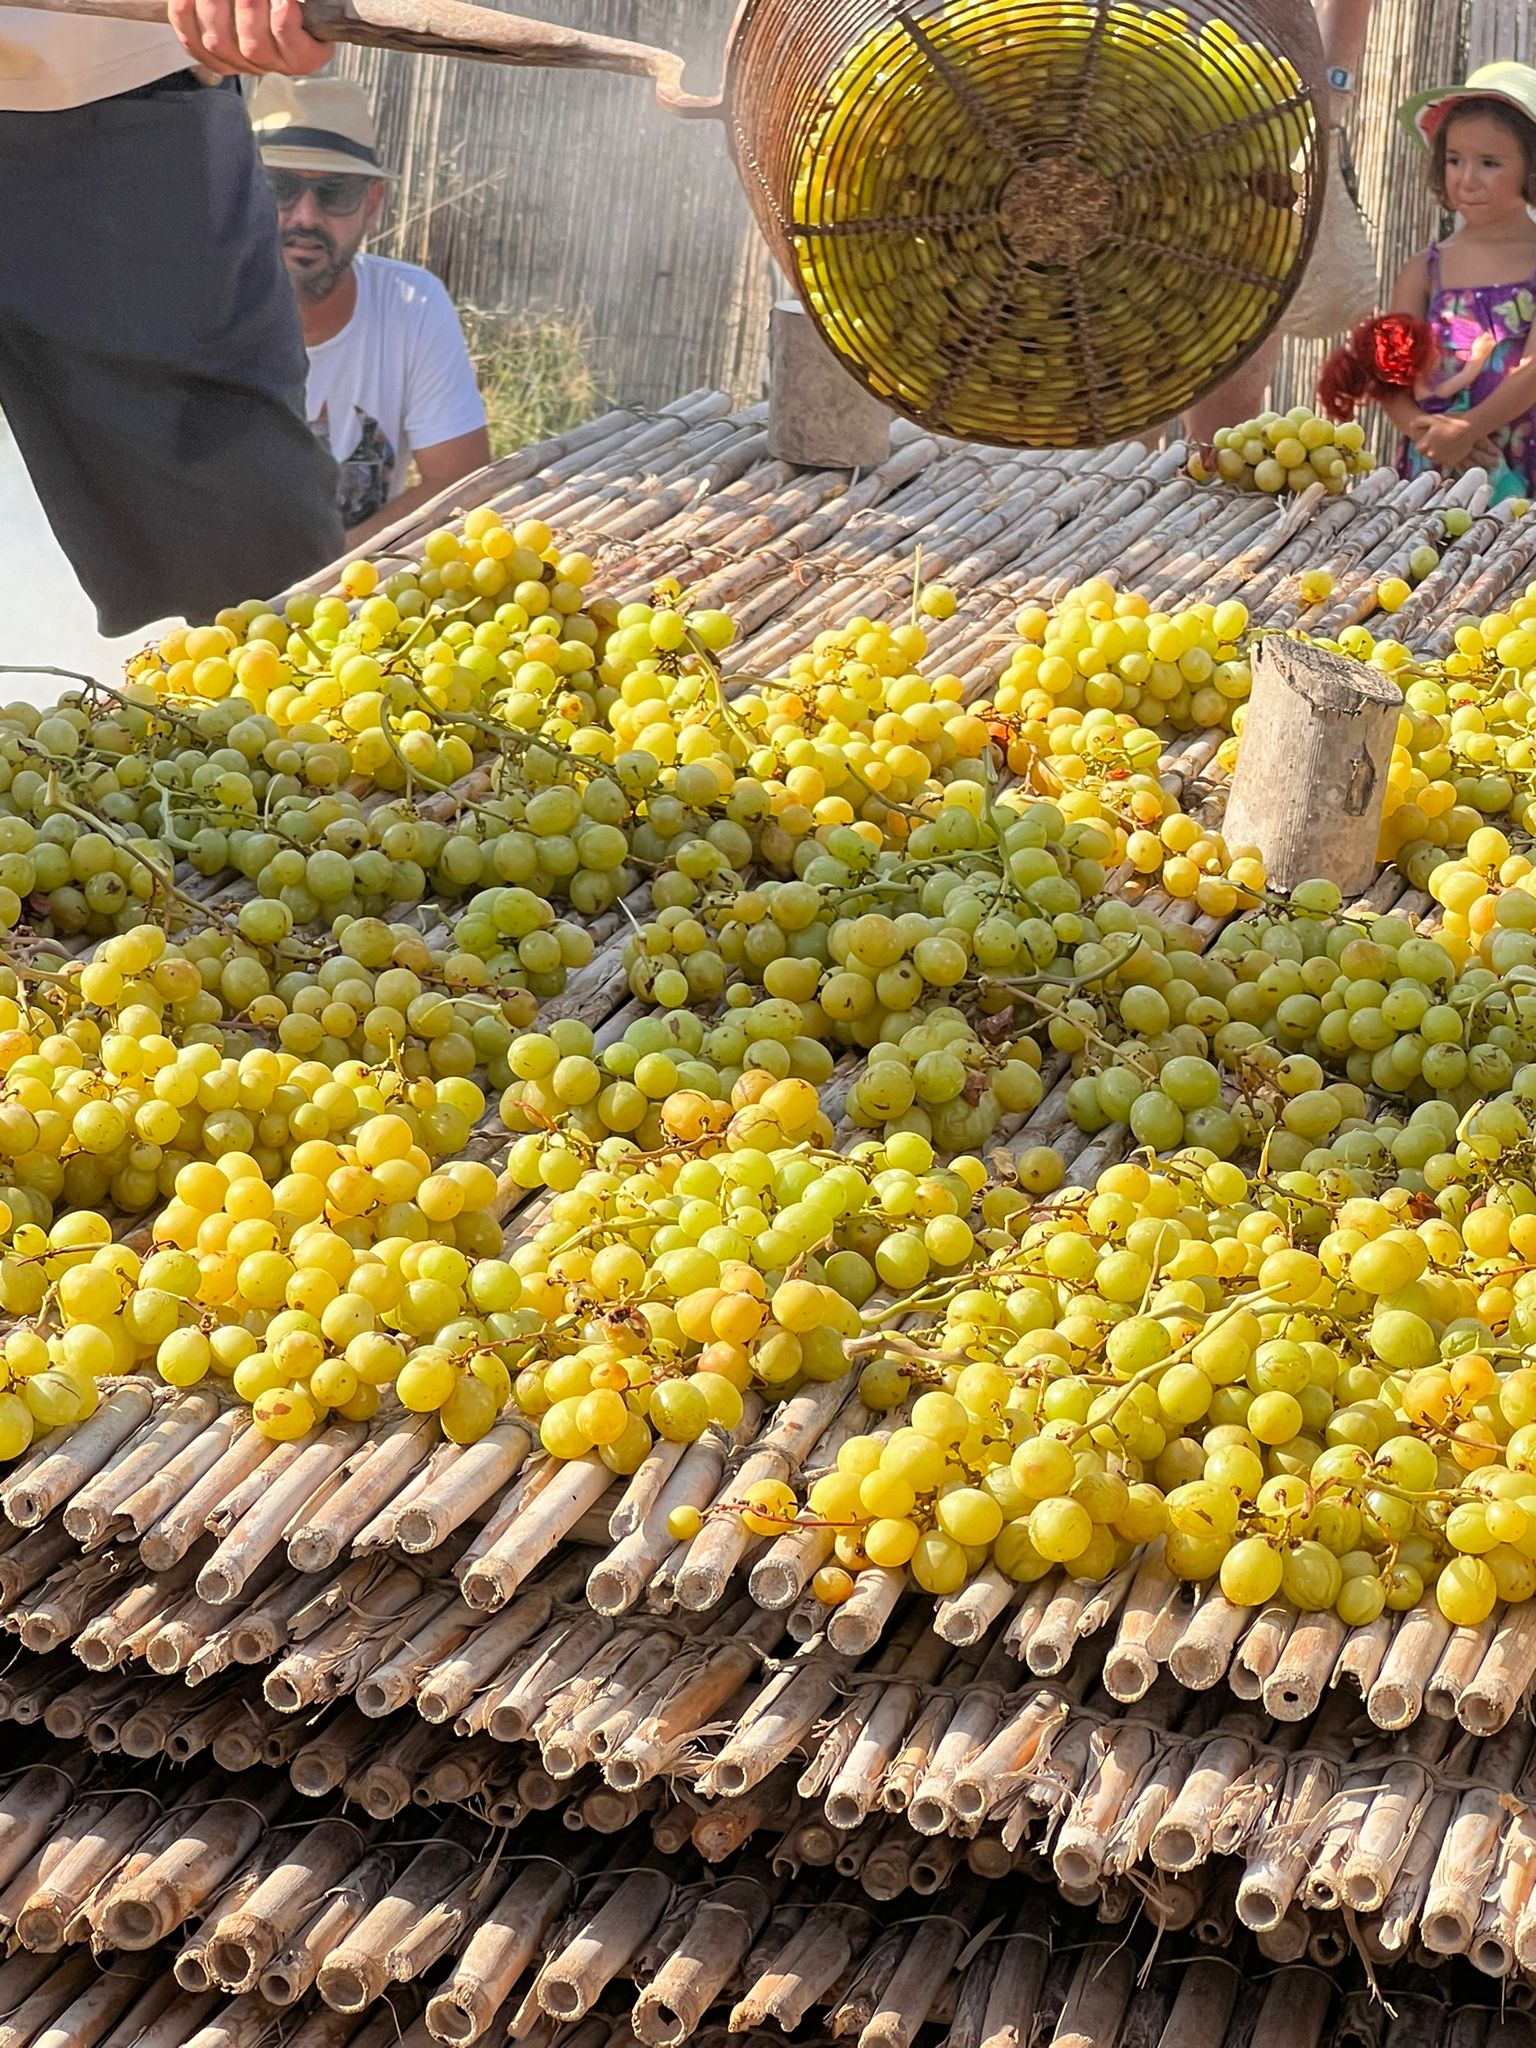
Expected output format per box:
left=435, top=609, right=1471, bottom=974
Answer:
left=1383, top=63, right=1536, bottom=498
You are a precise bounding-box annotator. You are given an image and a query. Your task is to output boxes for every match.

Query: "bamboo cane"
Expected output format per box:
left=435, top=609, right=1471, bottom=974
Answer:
left=1100, top=1546, right=1183, bottom=1701
left=946, top=1688, right=1070, bottom=1831
left=1425, top=1612, right=1503, bottom=1723
left=586, top=1427, right=741, bottom=1616
left=1150, top=1722, right=1262, bottom=1873
left=258, top=1849, right=396, bottom=2007
left=61, top=1391, right=223, bottom=1550
left=91, top=1973, right=186, bottom=2048
left=633, top=1874, right=774, bottom=2048
left=355, top=1595, right=477, bottom=1719
left=1, top=1384, right=158, bottom=1528
left=730, top=1910, right=862, bottom=2034
left=604, top=1628, right=776, bottom=1792
left=1422, top=1716, right=1534, bottom=1955
left=1332, top=1611, right=1395, bottom=1703
left=196, top=1422, right=365, bottom=1605
left=168, top=1827, right=299, bottom=1991
left=1472, top=1802, right=1536, bottom=1981
left=0, top=1523, right=79, bottom=1610
left=1373, top=1787, right=1458, bottom=1961
left=543, top=1633, right=683, bottom=1780
left=0, top=1956, right=101, bottom=2048
left=317, top=1841, right=477, bottom=2012
left=1228, top=1601, right=1297, bottom=1701
left=98, top=1777, right=288, bottom=1951
left=1336, top=1751, right=1441, bottom=1917
left=346, top=1716, right=450, bottom=1820
left=137, top=1425, right=273, bottom=1573
left=14, top=1788, right=160, bottom=1953
left=287, top=1415, right=441, bottom=1571
left=460, top=1456, right=613, bottom=1611
left=1049, top=1942, right=1136, bottom=2048
left=203, top=1819, right=367, bottom=1988
left=535, top=1867, right=673, bottom=2022
left=1461, top=1605, right=1536, bottom=1737
left=1234, top=1727, right=1347, bottom=1933
left=1368, top=1603, right=1456, bottom=1730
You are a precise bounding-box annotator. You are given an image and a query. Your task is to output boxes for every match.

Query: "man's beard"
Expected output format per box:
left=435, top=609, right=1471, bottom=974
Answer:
left=283, top=228, right=353, bottom=303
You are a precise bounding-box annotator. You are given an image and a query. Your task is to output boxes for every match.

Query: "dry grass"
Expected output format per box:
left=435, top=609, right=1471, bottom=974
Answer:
left=459, top=306, right=608, bottom=458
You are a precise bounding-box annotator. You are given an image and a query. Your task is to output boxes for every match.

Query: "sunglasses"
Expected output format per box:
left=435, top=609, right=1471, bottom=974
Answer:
left=266, top=171, right=373, bottom=215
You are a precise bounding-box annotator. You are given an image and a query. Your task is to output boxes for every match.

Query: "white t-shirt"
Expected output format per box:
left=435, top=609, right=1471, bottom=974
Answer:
left=306, top=253, right=486, bottom=531
left=0, top=10, right=185, bottom=111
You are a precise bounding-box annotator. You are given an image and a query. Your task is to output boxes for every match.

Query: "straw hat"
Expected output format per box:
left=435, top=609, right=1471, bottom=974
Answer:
left=1400, top=60, right=1536, bottom=150
left=249, top=75, right=397, bottom=180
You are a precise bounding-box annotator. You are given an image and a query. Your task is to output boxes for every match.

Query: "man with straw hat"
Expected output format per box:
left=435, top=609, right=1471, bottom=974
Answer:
left=0, top=0, right=343, bottom=635
left=251, top=74, right=489, bottom=545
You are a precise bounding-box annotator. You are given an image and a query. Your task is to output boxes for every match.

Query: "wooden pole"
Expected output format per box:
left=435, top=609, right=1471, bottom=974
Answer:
left=1222, top=635, right=1400, bottom=893
left=767, top=302, right=891, bottom=472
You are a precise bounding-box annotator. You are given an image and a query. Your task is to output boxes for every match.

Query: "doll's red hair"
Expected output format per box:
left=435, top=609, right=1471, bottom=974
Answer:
left=1319, top=314, right=1439, bottom=421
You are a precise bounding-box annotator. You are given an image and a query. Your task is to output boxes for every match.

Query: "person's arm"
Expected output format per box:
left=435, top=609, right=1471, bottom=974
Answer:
left=1314, top=0, right=1372, bottom=118
left=166, top=0, right=328, bottom=75
left=1412, top=339, right=1536, bottom=470
left=347, top=428, right=492, bottom=546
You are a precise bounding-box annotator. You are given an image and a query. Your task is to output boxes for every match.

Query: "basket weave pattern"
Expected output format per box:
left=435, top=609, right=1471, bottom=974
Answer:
left=724, top=0, right=1331, bottom=447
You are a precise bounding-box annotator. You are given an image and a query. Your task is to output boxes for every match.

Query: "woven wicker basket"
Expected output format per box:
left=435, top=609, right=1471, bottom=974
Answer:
left=723, top=0, right=1331, bottom=447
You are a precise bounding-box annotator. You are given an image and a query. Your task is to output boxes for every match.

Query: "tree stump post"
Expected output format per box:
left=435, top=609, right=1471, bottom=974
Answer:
left=1222, top=636, right=1399, bottom=895
left=767, top=301, right=892, bottom=470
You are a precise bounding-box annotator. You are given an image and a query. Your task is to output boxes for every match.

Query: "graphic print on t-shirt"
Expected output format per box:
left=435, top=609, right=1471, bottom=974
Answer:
left=316, top=403, right=396, bottom=530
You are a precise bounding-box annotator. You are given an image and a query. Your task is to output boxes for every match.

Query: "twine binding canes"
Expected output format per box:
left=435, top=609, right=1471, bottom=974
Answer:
left=1234, top=1693, right=1354, bottom=1935
left=1368, top=1786, right=1458, bottom=1965
left=542, top=1635, right=684, bottom=1783
left=535, top=1863, right=674, bottom=2024
left=12, top=1787, right=161, bottom=1953
left=415, top=1578, right=571, bottom=1727
left=258, top=1849, right=396, bottom=2008
left=171, top=1828, right=301, bottom=1992
left=203, top=1817, right=371, bottom=1990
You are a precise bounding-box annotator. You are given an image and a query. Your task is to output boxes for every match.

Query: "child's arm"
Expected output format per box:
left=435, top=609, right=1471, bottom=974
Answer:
left=1422, top=330, right=1496, bottom=401
left=1458, top=331, right=1536, bottom=439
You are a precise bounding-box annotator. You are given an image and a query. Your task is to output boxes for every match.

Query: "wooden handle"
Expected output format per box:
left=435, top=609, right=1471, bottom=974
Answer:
left=29, top=0, right=720, bottom=114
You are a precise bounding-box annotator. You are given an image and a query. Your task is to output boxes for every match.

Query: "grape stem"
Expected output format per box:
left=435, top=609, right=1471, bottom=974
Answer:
left=41, top=775, right=205, bottom=927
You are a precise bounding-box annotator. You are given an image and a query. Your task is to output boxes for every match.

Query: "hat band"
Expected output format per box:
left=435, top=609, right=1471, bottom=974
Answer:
left=258, top=125, right=380, bottom=168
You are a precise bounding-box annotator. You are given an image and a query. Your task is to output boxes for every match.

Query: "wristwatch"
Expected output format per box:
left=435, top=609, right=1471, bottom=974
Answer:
left=1326, top=64, right=1355, bottom=94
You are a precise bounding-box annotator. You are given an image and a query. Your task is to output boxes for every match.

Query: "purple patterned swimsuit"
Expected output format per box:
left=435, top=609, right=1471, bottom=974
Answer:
left=1396, top=240, right=1536, bottom=501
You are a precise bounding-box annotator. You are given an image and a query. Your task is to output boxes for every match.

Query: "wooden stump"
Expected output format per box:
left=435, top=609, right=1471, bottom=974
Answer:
left=768, top=301, right=891, bottom=470
left=1222, top=636, right=1399, bottom=895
